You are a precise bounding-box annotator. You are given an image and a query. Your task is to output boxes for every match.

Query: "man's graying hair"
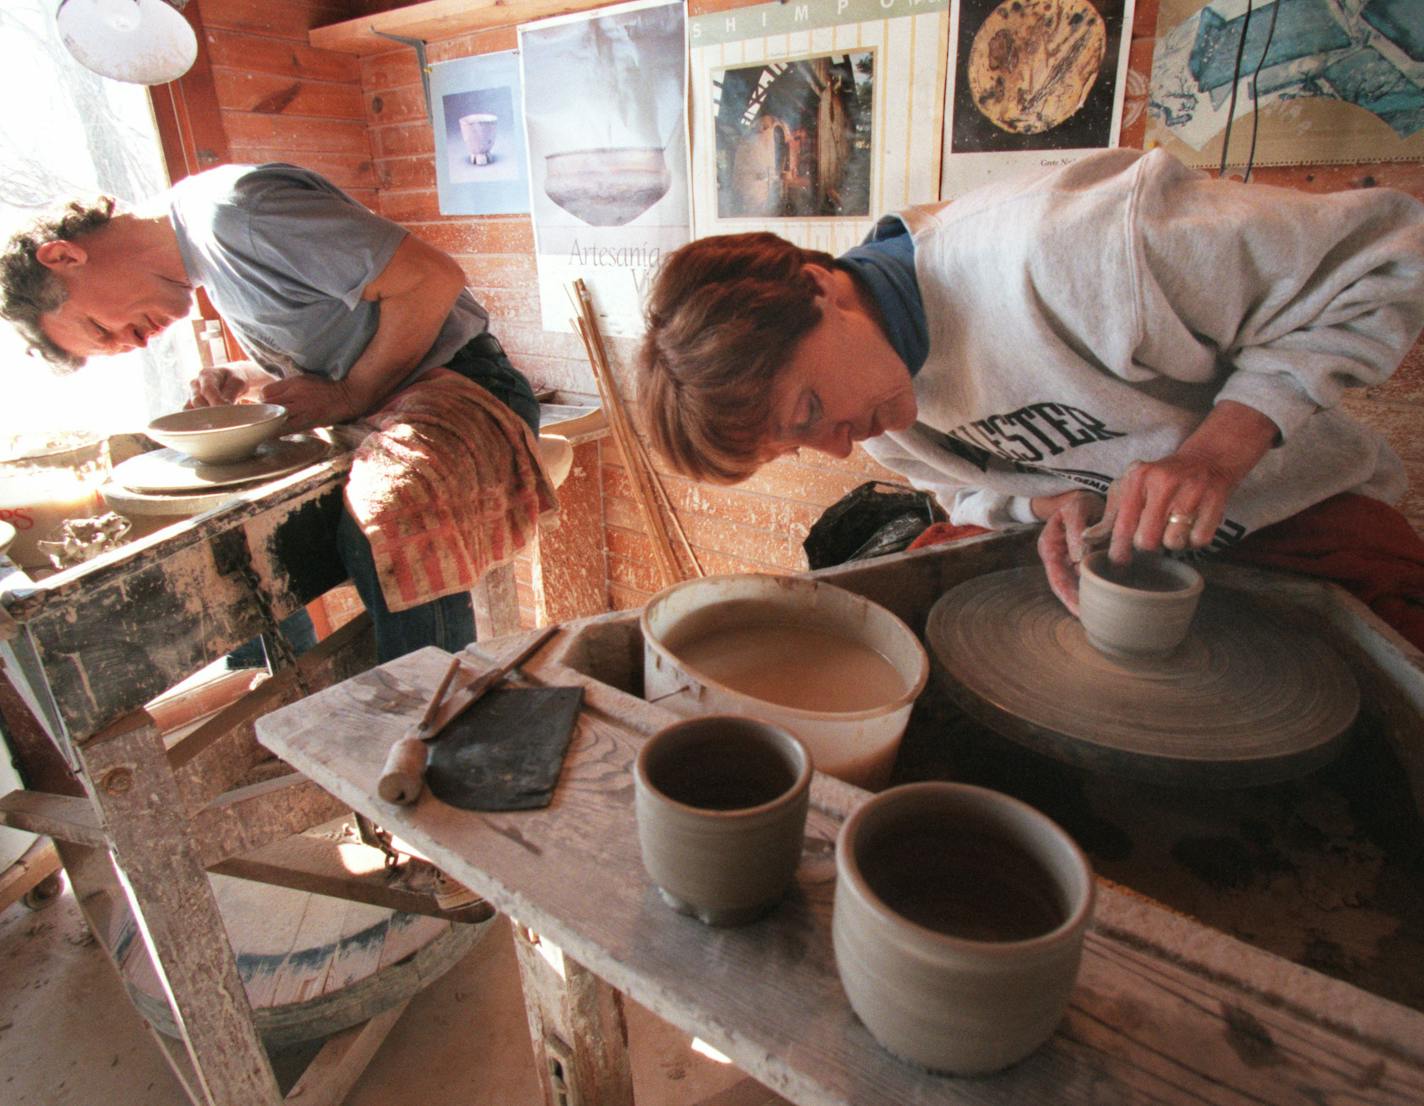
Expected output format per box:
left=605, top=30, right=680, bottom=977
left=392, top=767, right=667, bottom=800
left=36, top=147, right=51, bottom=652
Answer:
left=0, top=195, right=118, bottom=370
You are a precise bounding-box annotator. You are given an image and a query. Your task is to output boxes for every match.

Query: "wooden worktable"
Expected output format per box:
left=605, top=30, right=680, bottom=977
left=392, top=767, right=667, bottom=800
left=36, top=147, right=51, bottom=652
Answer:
left=1, top=433, right=352, bottom=751
left=255, top=534, right=1424, bottom=1105
left=0, top=436, right=380, bottom=1106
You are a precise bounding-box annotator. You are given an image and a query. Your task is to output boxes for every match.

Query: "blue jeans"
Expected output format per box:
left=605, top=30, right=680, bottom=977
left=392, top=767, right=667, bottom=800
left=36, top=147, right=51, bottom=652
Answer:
left=231, top=333, right=541, bottom=667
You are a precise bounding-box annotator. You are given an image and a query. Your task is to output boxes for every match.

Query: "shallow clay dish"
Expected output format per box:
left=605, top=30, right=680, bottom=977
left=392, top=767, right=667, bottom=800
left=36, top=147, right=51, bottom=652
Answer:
left=146, top=403, right=288, bottom=464
left=926, top=567, right=1360, bottom=787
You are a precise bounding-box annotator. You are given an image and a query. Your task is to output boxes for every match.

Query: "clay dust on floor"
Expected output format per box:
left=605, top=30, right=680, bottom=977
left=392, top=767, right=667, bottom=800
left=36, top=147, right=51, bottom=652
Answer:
left=0, top=880, right=788, bottom=1106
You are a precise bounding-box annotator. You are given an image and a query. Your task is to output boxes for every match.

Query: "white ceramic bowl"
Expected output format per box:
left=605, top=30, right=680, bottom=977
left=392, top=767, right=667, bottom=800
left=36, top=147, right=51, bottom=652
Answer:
left=146, top=404, right=288, bottom=465
left=0, top=519, right=15, bottom=558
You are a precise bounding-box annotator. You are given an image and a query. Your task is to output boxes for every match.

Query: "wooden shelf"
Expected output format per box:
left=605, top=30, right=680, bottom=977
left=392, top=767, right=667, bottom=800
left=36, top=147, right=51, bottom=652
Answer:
left=310, top=0, right=619, bottom=54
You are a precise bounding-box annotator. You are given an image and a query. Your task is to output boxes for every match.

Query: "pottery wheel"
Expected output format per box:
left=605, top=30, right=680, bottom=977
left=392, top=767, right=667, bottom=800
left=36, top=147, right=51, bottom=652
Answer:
left=112, top=433, right=329, bottom=493
left=925, top=568, right=1360, bottom=787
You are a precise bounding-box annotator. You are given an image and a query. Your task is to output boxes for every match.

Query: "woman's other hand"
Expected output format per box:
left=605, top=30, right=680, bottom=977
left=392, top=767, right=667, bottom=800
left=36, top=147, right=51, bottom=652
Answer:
left=1035, top=488, right=1108, bottom=616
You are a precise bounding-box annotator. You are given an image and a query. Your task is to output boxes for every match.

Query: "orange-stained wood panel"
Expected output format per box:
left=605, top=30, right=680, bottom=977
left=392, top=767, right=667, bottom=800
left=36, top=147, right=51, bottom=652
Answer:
left=211, top=71, right=367, bottom=119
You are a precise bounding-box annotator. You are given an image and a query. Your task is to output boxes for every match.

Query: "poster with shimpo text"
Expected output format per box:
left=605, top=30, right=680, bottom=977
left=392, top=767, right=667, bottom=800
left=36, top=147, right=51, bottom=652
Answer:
left=688, top=0, right=949, bottom=256
left=519, top=0, right=691, bottom=338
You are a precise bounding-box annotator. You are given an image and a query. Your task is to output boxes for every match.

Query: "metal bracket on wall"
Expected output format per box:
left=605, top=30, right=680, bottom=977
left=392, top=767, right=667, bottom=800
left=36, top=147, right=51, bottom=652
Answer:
left=373, top=30, right=432, bottom=122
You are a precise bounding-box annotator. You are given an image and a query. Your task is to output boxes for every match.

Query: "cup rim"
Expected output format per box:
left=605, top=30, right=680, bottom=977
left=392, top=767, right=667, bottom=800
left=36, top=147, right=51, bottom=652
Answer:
left=635, top=713, right=812, bottom=819
left=1080, top=549, right=1203, bottom=599
left=836, top=781, right=1094, bottom=953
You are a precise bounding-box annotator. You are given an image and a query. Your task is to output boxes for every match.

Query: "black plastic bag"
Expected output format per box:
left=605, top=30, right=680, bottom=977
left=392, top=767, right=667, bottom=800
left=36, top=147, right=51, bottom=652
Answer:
left=802, top=481, right=938, bottom=570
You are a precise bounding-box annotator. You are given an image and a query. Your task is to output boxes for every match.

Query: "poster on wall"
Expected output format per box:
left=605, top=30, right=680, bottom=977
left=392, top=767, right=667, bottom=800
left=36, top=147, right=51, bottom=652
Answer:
left=1146, top=0, right=1424, bottom=169
left=519, top=0, right=691, bottom=337
left=430, top=51, right=530, bottom=216
left=941, top=0, right=1136, bottom=198
left=688, top=0, right=949, bottom=257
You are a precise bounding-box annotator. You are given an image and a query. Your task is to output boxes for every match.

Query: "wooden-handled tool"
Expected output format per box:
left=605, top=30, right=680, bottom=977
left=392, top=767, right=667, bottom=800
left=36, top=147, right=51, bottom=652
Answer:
left=376, top=625, right=559, bottom=805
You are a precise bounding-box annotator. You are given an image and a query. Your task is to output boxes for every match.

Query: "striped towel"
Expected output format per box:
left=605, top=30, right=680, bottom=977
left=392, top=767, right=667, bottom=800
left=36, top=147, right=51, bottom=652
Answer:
left=345, top=368, right=559, bottom=613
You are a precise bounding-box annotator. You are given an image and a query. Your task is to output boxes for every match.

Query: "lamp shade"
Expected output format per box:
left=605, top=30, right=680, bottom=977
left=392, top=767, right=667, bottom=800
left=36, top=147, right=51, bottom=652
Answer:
left=56, top=0, right=197, bottom=85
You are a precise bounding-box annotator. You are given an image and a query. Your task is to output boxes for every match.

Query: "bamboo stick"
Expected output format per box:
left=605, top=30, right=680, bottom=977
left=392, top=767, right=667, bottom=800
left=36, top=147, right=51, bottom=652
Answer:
left=570, top=282, right=699, bottom=577
left=567, top=283, right=686, bottom=587
left=629, top=423, right=702, bottom=578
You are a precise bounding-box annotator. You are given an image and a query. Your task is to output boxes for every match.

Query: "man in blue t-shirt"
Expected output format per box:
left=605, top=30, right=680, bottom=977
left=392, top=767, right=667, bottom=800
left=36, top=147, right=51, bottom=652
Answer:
left=0, top=163, right=540, bottom=663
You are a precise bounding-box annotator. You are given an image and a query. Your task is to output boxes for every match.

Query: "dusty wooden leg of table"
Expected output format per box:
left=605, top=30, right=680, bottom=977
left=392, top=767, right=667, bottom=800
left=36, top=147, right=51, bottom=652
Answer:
left=76, top=709, right=282, bottom=1106
left=513, top=924, right=634, bottom=1106
left=472, top=562, right=522, bottom=640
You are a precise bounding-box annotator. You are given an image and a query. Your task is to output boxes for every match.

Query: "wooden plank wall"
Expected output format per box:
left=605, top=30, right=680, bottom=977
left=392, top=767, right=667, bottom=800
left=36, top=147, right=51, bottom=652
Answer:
left=200, top=0, right=375, bottom=201
left=184, top=0, right=1424, bottom=625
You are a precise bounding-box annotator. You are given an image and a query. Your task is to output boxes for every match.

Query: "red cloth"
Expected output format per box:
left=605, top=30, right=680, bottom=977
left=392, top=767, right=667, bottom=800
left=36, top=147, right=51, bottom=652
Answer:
left=907, top=521, right=991, bottom=549
left=345, top=368, right=559, bottom=613
left=1223, top=494, right=1424, bottom=651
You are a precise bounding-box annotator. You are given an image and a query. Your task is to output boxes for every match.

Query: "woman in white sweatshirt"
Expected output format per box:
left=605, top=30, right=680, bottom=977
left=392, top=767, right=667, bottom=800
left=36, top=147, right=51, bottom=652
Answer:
left=638, top=148, right=1424, bottom=637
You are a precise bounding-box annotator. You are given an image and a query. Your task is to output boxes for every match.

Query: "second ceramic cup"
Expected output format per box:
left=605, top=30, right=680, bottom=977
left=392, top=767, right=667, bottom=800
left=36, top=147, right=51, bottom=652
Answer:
left=1078, top=549, right=1203, bottom=657
left=833, top=782, right=1094, bottom=1074
left=634, top=714, right=812, bottom=926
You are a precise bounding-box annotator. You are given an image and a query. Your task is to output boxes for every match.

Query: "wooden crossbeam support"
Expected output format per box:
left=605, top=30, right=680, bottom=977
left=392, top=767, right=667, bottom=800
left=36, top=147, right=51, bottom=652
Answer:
left=211, top=831, right=493, bottom=923
left=191, top=774, right=350, bottom=868
left=0, top=789, right=105, bottom=846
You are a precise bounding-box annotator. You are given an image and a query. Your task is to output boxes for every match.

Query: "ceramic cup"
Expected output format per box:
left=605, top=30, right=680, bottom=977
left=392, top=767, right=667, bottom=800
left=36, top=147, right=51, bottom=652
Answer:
left=833, top=782, right=1094, bottom=1075
left=1078, top=549, right=1204, bottom=658
left=634, top=714, right=812, bottom=926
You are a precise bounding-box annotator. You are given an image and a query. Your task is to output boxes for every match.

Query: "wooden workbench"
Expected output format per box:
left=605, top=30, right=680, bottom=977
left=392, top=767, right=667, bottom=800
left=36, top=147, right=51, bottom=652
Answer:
left=1, top=434, right=353, bottom=749
left=0, top=437, right=399, bottom=1106
left=255, top=532, right=1424, bottom=1105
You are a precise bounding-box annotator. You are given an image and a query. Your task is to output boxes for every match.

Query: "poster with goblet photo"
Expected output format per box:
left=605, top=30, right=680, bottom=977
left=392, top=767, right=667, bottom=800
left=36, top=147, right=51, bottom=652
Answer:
left=940, top=0, right=1136, bottom=198
left=519, top=0, right=691, bottom=337
left=688, top=0, right=949, bottom=257
left=430, top=51, right=530, bottom=216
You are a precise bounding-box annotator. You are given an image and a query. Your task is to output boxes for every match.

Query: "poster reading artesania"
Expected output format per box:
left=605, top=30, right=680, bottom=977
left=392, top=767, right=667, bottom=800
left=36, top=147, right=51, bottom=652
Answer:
left=688, top=0, right=950, bottom=257
left=519, top=0, right=691, bottom=337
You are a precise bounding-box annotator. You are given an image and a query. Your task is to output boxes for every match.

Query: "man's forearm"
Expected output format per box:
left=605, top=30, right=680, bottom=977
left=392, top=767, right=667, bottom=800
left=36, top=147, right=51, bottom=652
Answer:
left=338, top=292, right=456, bottom=415
left=338, top=237, right=467, bottom=417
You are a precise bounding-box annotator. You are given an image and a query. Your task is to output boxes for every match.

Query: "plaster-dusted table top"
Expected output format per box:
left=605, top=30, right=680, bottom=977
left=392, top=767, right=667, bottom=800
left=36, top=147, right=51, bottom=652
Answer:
left=257, top=590, right=1424, bottom=1105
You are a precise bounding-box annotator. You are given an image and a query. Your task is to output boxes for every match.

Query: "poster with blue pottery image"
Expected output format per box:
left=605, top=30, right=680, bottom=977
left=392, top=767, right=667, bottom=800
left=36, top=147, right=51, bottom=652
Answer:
left=432, top=50, right=530, bottom=215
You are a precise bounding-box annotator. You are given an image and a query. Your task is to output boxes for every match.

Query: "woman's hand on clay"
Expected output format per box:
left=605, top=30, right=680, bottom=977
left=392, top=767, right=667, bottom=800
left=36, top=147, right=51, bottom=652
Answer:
left=1103, top=454, right=1231, bottom=563
left=1035, top=489, right=1108, bottom=617
left=1103, top=401, right=1279, bottom=561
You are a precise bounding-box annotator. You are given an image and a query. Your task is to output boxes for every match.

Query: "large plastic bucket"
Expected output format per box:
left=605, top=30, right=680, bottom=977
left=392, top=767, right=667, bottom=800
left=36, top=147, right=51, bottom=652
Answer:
left=640, top=574, right=929, bottom=790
